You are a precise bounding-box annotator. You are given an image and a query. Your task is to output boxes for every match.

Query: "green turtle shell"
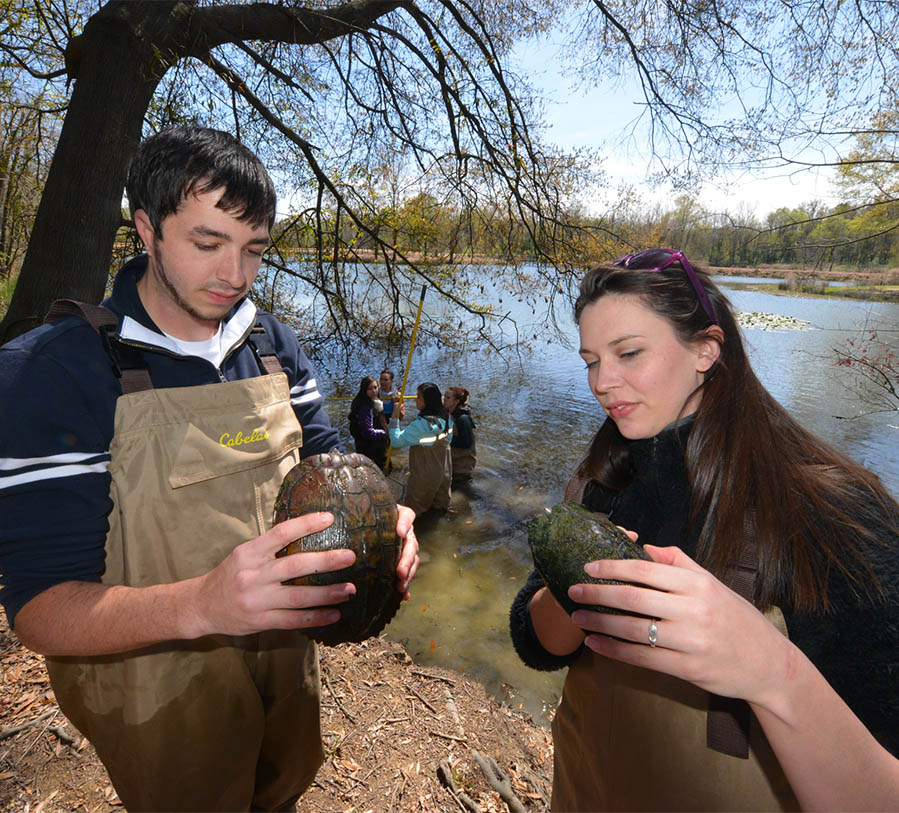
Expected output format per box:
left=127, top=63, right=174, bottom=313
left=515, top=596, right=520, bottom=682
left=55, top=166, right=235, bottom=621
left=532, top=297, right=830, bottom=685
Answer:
left=273, top=451, right=401, bottom=645
left=527, top=501, right=651, bottom=615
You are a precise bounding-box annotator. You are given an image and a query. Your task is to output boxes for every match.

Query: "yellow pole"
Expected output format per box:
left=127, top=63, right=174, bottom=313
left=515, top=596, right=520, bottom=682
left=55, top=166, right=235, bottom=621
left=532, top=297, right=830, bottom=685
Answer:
left=386, top=284, right=427, bottom=469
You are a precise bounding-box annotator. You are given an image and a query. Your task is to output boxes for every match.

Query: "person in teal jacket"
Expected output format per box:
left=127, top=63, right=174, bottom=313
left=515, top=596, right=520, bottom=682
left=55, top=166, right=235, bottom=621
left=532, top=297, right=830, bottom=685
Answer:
left=390, top=382, right=453, bottom=517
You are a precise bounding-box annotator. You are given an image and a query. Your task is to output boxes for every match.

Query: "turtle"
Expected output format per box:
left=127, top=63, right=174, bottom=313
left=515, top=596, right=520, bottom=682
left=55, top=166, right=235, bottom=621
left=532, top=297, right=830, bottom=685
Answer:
left=273, top=450, right=402, bottom=645
left=527, top=501, right=651, bottom=615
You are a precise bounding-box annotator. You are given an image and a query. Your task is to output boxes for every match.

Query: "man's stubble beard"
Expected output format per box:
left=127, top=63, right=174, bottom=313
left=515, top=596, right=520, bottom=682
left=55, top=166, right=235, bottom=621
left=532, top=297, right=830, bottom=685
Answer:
left=151, top=249, right=234, bottom=327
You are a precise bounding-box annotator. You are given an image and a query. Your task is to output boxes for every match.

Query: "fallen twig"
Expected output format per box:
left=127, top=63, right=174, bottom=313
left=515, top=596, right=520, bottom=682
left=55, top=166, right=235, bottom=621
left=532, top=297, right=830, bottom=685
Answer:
left=472, top=750, right=526, bottom=813
left=437, top=760, right=481, bottom=813
left=0, top=709, right=56, bottom=741
left=323, top=672, right=355, bottom=722
left=48, top=725, right=76, bottom=746
left=411, top=669, right=455, bottom=685
left=15, top=709, right=58, bottom=766
left=428, top=730, right=467, bottom=743
left=444, top=686, right=466, bottom=738
left=407, top=683, right=438, bottom=713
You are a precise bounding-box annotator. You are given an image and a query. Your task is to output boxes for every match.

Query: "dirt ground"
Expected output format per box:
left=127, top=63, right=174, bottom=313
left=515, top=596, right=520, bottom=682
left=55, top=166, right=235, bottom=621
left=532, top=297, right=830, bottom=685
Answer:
left=0, top=612, right=553, bottom=812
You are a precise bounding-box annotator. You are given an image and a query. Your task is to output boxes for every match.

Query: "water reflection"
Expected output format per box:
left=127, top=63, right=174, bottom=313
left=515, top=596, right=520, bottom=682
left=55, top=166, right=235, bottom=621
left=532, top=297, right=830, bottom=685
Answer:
left=319, top=276, right=899, bottom=722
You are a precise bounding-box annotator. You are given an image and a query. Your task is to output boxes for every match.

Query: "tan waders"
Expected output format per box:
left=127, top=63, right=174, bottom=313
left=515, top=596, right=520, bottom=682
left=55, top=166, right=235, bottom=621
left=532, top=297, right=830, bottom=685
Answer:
left=46, top=372, right=323, bottom=811
left=550, top=607, right=799, bottom=811
left=406, top=429, right=452, bottom=515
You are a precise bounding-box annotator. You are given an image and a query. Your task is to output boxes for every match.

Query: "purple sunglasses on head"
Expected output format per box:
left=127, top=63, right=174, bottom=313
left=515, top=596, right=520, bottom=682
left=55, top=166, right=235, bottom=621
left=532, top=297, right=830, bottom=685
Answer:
left=612, top=248, right=719, bottom=326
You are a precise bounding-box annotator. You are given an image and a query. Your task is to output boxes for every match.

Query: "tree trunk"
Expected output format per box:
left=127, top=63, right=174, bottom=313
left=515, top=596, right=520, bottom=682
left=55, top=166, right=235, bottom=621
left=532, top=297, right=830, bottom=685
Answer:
left=0, top=2, right=179, bottom=344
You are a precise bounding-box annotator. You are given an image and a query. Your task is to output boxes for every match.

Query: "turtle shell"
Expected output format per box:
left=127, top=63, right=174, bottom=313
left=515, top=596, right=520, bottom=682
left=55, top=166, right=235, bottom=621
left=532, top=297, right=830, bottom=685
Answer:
left=273, top=451, right=402, bottom=645
left=528, top=501, right=651, bottom=615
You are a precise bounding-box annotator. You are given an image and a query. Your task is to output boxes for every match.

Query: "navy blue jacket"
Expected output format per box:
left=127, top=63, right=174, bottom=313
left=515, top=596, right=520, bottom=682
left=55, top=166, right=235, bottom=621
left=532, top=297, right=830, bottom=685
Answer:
left=0, top=255, right=339, bottom=626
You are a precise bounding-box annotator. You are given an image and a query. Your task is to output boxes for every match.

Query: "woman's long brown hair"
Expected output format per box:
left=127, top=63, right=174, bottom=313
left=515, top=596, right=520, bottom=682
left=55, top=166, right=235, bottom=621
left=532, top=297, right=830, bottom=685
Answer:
left=574, top=264, right=898, bottom=611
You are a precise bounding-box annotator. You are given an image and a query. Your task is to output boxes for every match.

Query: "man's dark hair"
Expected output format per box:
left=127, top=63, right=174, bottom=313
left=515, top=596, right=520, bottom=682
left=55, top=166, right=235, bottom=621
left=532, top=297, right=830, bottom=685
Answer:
left=126, top=125, right=277, bottom=236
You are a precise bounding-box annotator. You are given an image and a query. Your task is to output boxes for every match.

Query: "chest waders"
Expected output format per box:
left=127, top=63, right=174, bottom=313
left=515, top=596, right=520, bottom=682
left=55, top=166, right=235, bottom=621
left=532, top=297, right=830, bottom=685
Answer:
left=450, top=434, right=476, bottom=485
left=554, top=474, right=800, bottom=811
left=551, top=609, right=799, bottom=811
left=406, top=418, right=452, bottom=515
left=44, top=302, right=323, bottom=812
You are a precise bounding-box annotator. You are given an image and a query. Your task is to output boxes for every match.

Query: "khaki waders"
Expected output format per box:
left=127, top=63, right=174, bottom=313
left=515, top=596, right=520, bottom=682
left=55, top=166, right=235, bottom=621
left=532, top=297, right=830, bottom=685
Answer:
left=46, top=372, right=324, bottom=811
left=550, top=607, right=800, bottom=811
left=406, top=422, right=452, bottom=515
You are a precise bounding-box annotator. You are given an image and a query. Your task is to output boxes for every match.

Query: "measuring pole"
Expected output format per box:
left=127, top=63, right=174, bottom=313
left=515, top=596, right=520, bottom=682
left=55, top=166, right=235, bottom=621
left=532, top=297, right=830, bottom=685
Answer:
left=386, top=284, right=427, bottom=469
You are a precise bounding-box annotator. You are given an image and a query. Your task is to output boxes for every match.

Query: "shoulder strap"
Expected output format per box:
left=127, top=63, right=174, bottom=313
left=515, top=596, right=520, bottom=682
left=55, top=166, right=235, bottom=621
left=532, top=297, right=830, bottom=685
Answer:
left=706, top=513, right=758, bottom=759
left=44, top=299, right=153, bottom=394
left=247, top=322, right=285, bottom=376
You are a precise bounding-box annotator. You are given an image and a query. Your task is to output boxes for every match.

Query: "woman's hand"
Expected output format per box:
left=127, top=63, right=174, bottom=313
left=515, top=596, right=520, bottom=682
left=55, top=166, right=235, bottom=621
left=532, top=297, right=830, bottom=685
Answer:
left=568, top=543, right=793, bottom=705
left=569, top=543, right=899, bottom=810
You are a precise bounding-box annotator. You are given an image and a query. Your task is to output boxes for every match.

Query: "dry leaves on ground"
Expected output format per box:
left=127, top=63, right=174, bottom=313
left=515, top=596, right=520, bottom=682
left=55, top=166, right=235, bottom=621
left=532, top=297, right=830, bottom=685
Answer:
left=1, top=613, right=552, bottom=812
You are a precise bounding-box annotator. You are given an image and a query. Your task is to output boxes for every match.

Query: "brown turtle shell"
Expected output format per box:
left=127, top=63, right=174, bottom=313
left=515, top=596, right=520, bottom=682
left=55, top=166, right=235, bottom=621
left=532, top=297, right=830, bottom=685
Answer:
left=273, top=451, right=401, bottom=645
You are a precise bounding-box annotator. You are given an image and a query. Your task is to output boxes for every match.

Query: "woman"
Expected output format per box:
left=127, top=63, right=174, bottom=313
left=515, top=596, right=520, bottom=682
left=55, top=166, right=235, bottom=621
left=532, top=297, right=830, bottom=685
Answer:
left=348, top=376, right=388, bottom=470
left=509, top=248, right=899, bottom=811
left=443, top=386, right=477, bottom=485
left=390, top=382, right=453, bottom=516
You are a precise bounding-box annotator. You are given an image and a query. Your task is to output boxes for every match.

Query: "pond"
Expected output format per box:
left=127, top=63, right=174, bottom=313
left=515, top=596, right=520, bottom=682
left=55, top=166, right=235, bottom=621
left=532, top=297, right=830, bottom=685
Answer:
left=315, top=273, right=899, bottom=723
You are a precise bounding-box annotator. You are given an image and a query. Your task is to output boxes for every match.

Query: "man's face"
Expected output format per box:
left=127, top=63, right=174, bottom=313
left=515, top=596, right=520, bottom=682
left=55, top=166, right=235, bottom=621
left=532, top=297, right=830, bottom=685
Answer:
left=134, top=188, right=271, bottom=340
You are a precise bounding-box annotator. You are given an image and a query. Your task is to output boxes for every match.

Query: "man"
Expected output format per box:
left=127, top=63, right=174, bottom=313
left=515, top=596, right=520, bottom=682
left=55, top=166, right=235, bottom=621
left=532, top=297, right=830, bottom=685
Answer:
left=0, top=125, right=419, bottom=811
left=379, top=368, right=398, bottom=420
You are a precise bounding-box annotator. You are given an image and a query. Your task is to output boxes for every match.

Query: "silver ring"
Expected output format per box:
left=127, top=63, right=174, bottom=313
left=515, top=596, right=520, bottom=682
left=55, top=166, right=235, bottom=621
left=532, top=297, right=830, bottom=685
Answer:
left=648, top=621, right=659, bottom=647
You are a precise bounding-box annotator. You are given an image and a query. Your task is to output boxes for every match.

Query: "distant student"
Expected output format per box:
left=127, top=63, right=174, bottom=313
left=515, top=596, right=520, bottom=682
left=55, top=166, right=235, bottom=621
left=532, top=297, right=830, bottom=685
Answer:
left=379, top=369, right=398, bottom=420
left=390, top=383, right=453, bottom=516
left=348, top=376, right=389, bottom=470
left=443, top=386, right=477, bottom=485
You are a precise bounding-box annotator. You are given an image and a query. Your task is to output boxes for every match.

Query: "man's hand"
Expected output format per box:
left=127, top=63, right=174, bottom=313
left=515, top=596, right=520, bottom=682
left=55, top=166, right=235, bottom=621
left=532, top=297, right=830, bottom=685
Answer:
left=395, top=504, right=419, bottom=600
left=189, top=512, right=357, bottom=637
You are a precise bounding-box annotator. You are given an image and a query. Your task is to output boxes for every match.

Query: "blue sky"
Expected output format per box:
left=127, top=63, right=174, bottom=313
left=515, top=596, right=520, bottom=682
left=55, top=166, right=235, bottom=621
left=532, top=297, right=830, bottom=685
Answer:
left=510, top=33, right=841, bottom=219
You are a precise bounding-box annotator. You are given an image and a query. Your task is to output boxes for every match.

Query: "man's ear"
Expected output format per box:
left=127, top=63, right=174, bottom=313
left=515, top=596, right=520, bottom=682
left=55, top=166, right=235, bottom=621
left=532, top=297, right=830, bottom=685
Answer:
left=133, top=209, right=156, bottom=252
left=696, top=325, right=724, bottom=373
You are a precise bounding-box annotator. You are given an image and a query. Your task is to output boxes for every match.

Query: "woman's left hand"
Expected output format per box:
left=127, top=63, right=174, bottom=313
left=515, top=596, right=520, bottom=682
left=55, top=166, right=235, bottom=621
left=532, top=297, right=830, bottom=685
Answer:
left=569, top=544, right=793, bottom=705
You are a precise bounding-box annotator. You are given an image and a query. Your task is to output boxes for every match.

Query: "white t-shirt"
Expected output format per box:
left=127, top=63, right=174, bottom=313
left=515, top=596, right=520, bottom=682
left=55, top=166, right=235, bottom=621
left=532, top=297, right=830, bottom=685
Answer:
left=162, top=322, right=226, bottom=368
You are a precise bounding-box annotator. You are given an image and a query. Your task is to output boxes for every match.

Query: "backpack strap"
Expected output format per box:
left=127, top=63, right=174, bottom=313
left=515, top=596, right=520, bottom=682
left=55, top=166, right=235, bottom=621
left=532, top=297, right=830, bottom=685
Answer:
left=44, top=299, right=153, bottom=394
left=247, top=321, right=285, bottom=376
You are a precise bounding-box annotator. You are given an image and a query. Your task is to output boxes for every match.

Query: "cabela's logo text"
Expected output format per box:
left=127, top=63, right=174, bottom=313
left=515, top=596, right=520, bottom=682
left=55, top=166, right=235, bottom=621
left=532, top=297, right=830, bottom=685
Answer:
left=219, top=428, right=270, bottom=447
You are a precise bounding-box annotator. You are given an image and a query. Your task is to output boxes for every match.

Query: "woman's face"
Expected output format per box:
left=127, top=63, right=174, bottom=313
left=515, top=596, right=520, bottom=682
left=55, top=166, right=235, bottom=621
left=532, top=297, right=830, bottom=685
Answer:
left=379, top=372, right=393, bottom=391
left=366, top=379, right=379, bottom=399
left=578, top=294, right=719, bottom=439
left=415, top=391, right=426, bottom=410
left=443, top=390, right=458, bottom=411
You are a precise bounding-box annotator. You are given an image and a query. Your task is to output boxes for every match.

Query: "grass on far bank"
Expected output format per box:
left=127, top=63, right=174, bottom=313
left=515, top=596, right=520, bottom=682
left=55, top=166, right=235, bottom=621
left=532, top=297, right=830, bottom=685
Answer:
left=751, top=274, right=899, bottom=303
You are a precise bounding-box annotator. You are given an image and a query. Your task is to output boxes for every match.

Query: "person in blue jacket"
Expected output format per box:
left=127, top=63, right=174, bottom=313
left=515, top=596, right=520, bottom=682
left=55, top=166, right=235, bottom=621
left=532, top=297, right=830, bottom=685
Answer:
left=389, top=382, right=453, bottom=517
left=378, top=368, right=398, bottom=420
left=348, top=375, right=388, bottom=470
left=0, top=125, right=419, bottom=812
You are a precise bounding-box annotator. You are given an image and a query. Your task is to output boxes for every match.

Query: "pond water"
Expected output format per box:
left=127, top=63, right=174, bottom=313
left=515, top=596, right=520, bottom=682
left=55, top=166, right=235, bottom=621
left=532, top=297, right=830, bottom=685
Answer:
left=316, top=272, right=899, bottom=723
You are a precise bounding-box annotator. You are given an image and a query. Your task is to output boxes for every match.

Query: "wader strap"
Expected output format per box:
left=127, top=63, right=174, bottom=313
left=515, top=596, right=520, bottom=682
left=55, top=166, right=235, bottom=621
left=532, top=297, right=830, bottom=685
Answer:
left=707, top=516, right=758, bottom=758
left=44, top=299, right=153, bottom=394
left=247, top=322, right=284, bottom=376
